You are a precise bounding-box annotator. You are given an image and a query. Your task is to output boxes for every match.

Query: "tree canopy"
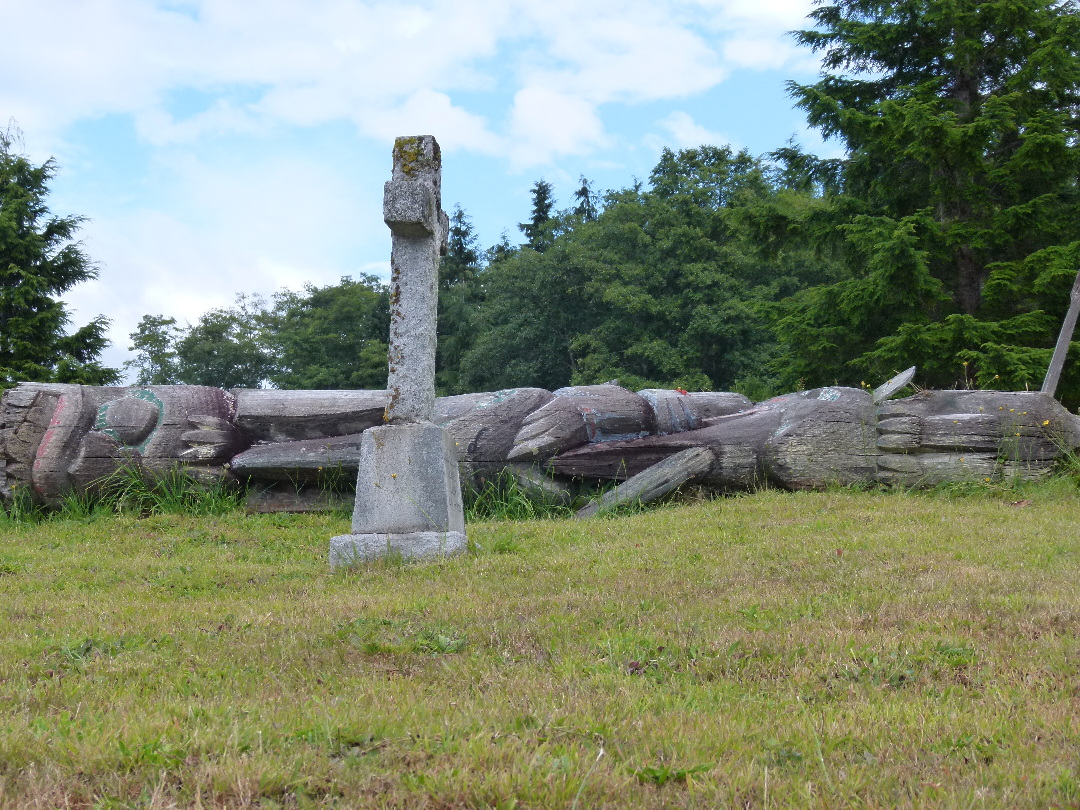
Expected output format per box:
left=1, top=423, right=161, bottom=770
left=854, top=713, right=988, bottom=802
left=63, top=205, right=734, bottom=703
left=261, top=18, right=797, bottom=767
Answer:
left=118, top=0, right=1080, bottom=408
left=777, top=0, right=1080, bottom=400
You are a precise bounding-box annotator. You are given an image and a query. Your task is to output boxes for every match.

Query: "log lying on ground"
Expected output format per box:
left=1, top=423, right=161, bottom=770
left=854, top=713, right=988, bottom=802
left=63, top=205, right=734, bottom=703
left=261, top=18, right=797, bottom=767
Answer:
left=1, top=384, right=242, bottom=505
left=6, top=380, right=1080, bottom=510
left=575, top=446, right=715, bottom=518
left=228, top=434, right=366, bottom=484
left=763, top=387, right=878, bottom=489
left=552, top=388, right=877, bottom=491
left=874, top=390, right=1079, bottom=486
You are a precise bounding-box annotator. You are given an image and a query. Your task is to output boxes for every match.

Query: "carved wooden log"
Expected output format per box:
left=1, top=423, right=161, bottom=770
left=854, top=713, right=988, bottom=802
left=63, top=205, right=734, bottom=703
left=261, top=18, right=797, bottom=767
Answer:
left=552, top=387, right=876, bottom=490
left=1, top=385, right=64, bottom=502
left=436, top=388, right=554, bottom=461
left=551, top=407, right=780, bottom=486
left=1, top=383, right=243, bottom=505
left=763, top=387, right=878, bottom=489
left=874, top=390, right=1080, bottom=486
left=231, top=389, right=387, bottom=442
left=508, top=383, right=656, bottom=461
left=575, top=446, right=715, bottom=518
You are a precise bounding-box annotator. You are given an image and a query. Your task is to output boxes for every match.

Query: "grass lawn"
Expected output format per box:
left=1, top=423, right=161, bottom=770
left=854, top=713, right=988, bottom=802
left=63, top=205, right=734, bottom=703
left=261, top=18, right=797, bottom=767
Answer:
left=0, top=481, right=1078, bottom=808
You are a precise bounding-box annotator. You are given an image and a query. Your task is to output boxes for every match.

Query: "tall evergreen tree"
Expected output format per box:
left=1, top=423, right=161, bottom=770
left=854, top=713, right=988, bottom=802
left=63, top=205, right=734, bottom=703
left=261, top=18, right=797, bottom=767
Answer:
left=779, top=0, right=1080, bottom=400
left=519, top=179, right=555, bottom=251
left=0, top=130, right=118, bottom=388
left=436, top=205, right=484, bottom=394
left=572, top=175, right=599, bottom=221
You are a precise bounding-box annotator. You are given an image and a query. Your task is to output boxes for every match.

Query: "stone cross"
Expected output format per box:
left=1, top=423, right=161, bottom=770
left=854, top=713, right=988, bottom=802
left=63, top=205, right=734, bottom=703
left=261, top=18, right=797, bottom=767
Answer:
left=329, top=136, right=467, bottom=566
left=383, top=136, right=449, bottom=423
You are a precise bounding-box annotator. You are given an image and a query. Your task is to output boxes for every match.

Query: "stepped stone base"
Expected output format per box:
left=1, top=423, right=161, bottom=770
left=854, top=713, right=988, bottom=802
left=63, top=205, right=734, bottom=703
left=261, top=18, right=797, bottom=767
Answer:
left=329, top=531, right=467, bottom=567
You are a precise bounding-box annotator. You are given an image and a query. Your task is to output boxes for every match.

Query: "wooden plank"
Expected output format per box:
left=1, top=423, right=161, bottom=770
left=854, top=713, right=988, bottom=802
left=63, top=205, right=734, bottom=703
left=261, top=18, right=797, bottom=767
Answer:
left=231, top=389, right=387, bottom=442
left=1042, top=268, right=1080, bottom=397
left=228, top=434, right=365, bottom=483
left=872, top=366, right=916, bottom=403
left=575, top=446, right=714, bottom=518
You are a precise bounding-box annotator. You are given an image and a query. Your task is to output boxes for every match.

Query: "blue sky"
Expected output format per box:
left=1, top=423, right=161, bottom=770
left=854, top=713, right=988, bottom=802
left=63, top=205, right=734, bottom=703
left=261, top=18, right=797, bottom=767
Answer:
left=4, top=0, right=833, bottom=376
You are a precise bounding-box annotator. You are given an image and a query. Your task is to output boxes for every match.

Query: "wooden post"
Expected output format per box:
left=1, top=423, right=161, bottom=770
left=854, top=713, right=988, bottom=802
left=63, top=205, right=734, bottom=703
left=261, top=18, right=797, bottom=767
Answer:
left=1041, top=268, right=1080, bottom=398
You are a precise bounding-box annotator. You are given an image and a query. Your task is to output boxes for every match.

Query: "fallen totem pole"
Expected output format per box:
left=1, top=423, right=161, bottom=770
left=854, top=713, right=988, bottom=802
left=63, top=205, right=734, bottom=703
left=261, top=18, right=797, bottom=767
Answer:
left=2, top=372, right=1078, bottom=515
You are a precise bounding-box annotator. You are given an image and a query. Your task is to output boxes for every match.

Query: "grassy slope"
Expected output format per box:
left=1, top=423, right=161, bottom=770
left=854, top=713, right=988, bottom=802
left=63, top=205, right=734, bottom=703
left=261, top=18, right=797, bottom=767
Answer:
left=0, top=483, right=1078, bottom=808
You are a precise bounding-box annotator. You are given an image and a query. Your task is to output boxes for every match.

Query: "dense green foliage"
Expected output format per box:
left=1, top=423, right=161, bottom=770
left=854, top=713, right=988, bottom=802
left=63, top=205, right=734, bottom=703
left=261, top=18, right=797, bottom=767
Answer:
left=777, top=0, right=1080, bottom=400
left=0, top=131, right=118, bottom=389
left=127, top=279, right=389, bottom=390
left=121, top=0, right=1080, bottom=404
left=451, top=147, right=837, bottom=396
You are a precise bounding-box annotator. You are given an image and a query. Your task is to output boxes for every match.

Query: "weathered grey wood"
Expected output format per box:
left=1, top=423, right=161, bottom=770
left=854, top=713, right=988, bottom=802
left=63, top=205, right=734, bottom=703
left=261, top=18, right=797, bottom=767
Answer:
left=872, top=366, right=916, bottom=404
left=874, top=390, right=1080, bottom=484
left=509, top=383, right=655, bottom=461
left=1042, top=268, right=1080, bottom=397
left=687, top=392, right=754, bottom=419
left=763, top=387, right=878, bottom=490
left=638, top=389, right=700, bottom=434
left=876, top=451, right=1049, bottom=486
left=508, top=397, right=589, bottom=461
left=436, top=388, right=553, bottom=461
left=553, top=387, right=878, bottom=491
left=550, top=407, right=776, bottom=485
left=231, top=389, right=387, bottom=442
left=575, top=446, right=715, bottom=518
left=228, top=434, right=365, bottom=483
left=637, top=390, right=752, bottom=434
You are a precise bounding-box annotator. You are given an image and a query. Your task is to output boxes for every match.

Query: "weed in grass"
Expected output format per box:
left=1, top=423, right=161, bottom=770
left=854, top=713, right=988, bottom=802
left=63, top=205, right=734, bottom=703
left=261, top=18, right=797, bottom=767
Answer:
left=0, top=485, right=44, bottom=525
left=632, top=762, right=712, bottom=787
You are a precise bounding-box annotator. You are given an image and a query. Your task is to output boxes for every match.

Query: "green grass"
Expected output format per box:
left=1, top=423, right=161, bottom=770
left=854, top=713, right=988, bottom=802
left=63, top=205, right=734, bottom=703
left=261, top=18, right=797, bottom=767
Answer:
left=1, top=481, right=1079, bottom=808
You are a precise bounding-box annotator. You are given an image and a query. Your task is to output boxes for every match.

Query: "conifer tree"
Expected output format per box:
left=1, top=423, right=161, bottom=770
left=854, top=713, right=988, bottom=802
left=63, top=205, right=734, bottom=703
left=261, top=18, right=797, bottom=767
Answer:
left=519, top=179, right=555, bottom=251
left=780, top=0, right=1080, bottom=399
left=436, top=205, right=484, bottom=394
left=572, top=175, right=599, bottom=221
left=0, top=130, right=118, bottom=388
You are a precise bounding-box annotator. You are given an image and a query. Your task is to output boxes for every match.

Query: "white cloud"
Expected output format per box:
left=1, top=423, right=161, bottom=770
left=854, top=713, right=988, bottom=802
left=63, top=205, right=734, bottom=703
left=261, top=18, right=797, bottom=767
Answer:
left=655, top=112, right=735, bottom=150
left=507, top=87, right=606, bottom=169
left=356, top=90, right=503, bottom=154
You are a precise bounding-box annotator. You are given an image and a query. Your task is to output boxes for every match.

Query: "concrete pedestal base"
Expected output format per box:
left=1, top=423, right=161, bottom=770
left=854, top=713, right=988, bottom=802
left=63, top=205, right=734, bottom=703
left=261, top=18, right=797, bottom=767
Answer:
left=329, top=530, right=467, bottom=567
left=329, top=421, right=467, bottom=566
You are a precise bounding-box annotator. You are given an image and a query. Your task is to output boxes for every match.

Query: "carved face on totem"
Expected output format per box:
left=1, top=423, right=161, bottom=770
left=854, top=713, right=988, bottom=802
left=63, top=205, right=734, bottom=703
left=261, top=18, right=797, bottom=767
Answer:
left=1, top=384, right=244, bottom=505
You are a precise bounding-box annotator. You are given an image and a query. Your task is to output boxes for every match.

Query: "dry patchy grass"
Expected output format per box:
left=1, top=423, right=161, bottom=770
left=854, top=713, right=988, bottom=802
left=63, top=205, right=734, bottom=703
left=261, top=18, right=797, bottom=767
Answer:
left=1, top=484, right=1078, bottom=808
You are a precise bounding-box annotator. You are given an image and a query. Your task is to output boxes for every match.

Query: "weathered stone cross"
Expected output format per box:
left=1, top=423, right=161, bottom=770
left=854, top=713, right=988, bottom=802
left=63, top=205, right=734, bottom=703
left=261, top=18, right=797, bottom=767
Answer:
left=329, top=136, right=467, bottom=566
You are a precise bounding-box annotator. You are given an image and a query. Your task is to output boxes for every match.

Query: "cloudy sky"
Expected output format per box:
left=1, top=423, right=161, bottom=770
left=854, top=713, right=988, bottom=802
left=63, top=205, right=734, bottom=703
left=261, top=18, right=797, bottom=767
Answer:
left=4, top=0, right=831, bottom=376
